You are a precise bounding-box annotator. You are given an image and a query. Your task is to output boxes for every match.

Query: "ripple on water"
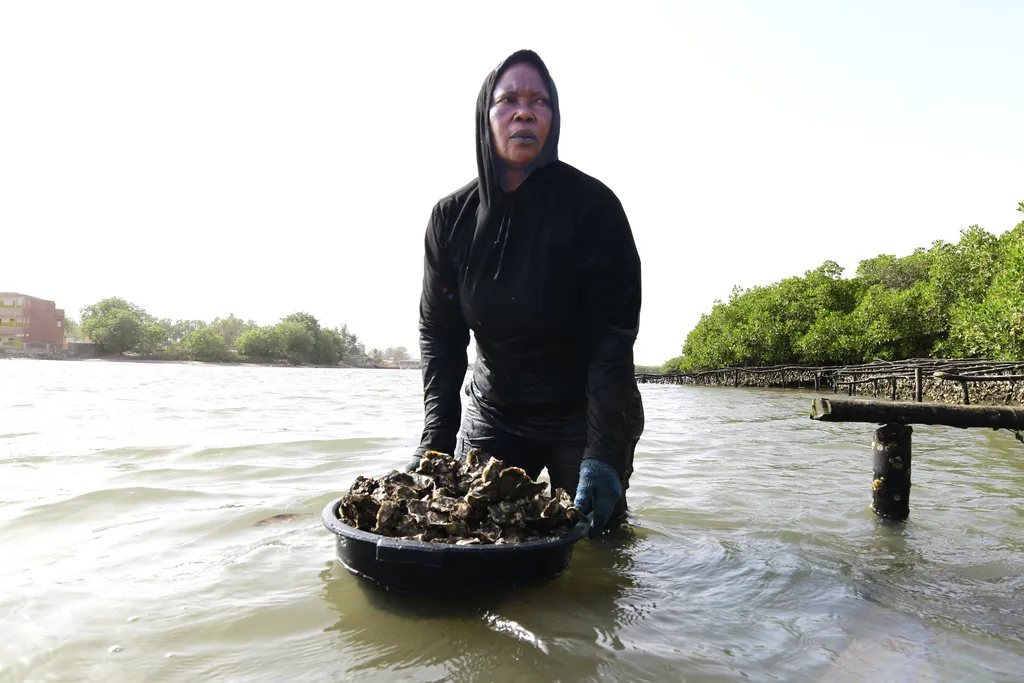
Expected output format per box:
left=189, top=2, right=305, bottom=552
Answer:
left=1, top=363, right=1023, bottom=681
left=0, top=431, right=35, bottom=439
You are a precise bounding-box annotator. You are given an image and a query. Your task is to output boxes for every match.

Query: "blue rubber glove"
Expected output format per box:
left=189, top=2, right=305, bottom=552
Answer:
left=403, top=453, right=423, bottom=473
left=574, top=458, right=623, bottom=536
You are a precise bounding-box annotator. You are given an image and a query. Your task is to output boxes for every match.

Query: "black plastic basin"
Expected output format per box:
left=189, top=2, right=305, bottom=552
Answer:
left=321, top=496, right=590, bottom=594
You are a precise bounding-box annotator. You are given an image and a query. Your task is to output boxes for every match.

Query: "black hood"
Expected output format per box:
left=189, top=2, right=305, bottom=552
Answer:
left=474, top=49, right=561, bottom=214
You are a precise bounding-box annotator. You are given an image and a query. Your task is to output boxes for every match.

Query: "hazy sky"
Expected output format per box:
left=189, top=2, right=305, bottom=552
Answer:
left=3, top=1, right=1022, bottom=364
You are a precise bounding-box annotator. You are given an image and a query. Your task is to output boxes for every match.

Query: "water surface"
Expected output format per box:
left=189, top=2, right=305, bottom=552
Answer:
left=1, top=359, right=1021, bottom=682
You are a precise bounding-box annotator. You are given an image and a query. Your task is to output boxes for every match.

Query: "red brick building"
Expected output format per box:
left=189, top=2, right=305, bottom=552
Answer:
left=0, top=292, right=65, bottom=348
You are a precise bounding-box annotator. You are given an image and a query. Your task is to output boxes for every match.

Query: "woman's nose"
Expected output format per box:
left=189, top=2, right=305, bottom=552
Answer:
left=512, top=108, right=536, bottom=122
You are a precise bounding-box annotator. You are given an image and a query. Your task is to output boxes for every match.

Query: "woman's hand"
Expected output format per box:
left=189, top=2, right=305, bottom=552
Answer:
left=403, top=453, right=423, bottom=473
left=574, top=458, right=622, bottom=535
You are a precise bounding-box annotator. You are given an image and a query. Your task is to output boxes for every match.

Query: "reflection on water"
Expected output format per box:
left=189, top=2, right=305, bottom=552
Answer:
left=1, top=360, right=1022, bottom=682
left=319, top=526, right=643, bottom=682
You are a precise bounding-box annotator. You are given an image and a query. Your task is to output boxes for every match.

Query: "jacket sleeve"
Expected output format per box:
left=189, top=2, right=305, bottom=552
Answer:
left=580, top=190, right=642, bottom=475
left=417, top=203, right=470, bottom=457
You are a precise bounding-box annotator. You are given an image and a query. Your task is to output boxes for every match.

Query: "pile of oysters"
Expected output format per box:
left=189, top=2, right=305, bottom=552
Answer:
left=338, top=449, right=579, bottom=545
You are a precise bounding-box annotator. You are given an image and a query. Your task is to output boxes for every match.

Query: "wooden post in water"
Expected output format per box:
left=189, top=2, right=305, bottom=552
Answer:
left=814, top=371, right=821, bottom=392
left=733, top=369, right=739, bottom=387
left=811, top=397, right=1024, bottom=521
left=914, top=367, right=923, bottom=402
left=890, top=377, right=897, bottom=401
left=873, top=379, right=879, bottom=398
left=872, top=424, right=912, bottom=520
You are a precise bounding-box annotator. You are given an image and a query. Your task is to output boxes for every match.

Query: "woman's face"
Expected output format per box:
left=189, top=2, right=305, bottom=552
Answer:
left=488, top=63, right=552, bottom=170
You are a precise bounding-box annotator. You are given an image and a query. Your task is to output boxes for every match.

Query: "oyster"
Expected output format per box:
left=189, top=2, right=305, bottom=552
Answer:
left=481, top=457, right=502, bottom=484
left=340, top=493, right=380, bottom=531
left=453, top=500, right=475, bottom=521
left=374, top=500, right=404, bottom=533
left=336, top=449, right=580, bottom=544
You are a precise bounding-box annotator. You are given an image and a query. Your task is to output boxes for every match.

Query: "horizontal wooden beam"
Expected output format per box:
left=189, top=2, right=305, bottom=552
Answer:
left=836, top=374, right=914, bottom=385
left=933, top=371, right=1024, bottom=382
left=810, top=397, right=1024, bottom=430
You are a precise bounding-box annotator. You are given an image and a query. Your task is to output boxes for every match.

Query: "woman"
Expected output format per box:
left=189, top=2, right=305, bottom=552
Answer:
left=407, top=49, right=644, bottom=535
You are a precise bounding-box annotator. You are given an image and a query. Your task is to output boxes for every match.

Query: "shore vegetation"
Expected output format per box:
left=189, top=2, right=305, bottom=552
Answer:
left=77, top=300, right=411, bottom=366
left=663, top=201, right=1024, bottom=372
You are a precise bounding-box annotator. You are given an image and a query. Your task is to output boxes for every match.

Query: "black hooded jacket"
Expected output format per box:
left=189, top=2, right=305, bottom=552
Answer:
left=417, top=50, right=642, bottom=476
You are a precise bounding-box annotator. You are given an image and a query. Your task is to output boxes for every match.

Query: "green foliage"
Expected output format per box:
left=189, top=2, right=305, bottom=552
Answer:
left=150, top=344, right=187, bottom=362
left=100, top=310, right=143, bottom=354
left=316, top=327, right=346, bottom=366
left=281, top=312, right=321, bottom=336
left=159, top=319, right=207, bottom=344
left=852, top=281, right=941, bottom=360
left=274, top=321, right=316, bottom=364
left=927, top=226, right=1000, bottom=309
left=660, top=356, right=685, bottom=373
left=634, top=364, right=664, bottom=374
left=235, top=326, right=278, bottom=359
left=668, top=202, right=1024, bottom=368
left=80, top=297, right=150, bottom=354
left=942, top=224, right=1024, bottom=359
left=183, top=327, right=229, bottom=362
left=794, top=311, right=863, bottom=364
left=63, top=316, right=83, bottom=342
left=337, top=324, right=360, bottom=357
left=138, top=324, right=169, bottom=356
left=856, top=249, right=930, bottom=290
left=280, top=311, right=347, bottom=364
left=210, top=314, right=256, bottom=348
left=344, top=330, right=364, bottom=358
left=76, top=300, right=394, bottom=367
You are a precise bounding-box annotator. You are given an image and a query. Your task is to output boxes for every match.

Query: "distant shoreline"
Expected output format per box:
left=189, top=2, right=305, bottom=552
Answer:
left=1, top=352, right=416, bottom=370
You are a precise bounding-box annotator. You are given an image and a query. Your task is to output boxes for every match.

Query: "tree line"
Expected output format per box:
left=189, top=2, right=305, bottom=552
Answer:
left=73, top=298, right=411, bottom=365
left=662, top=201, right=1024, bottom=372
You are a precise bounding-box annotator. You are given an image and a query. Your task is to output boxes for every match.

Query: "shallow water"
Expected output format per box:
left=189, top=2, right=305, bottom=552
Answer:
left=1, top=358, right=1022, bottom=682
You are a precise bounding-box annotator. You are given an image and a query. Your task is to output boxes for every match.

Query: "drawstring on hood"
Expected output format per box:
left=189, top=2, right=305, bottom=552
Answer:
left=475, top=49, right=560, bottom=280
left=491, top=193, right=517, bottom=279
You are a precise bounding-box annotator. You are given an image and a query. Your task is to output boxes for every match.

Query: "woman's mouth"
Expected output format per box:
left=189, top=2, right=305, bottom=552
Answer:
left=509, top=130, right=538, bottom=143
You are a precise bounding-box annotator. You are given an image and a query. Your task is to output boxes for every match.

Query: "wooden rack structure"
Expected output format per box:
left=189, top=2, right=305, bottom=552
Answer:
left=636, top=358, right=1024, bottom=521
left=636, top=358, right=1024, bottom=407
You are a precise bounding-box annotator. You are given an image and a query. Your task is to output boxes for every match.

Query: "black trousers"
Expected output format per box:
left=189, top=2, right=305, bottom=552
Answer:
left=454, top=390, right=643, bottom=526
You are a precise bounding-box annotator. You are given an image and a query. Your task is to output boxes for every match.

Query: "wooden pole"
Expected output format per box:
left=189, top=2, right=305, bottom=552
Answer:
left=914, top=367, right=923, bottom=402
left=814, top=371, right=820, bottom=392
left=890, top=377, right=897, bottom=401
left=733, top=369, right=739, bottom=387
left=873, top=378, right=879, bottom=398
left=872, top=423, right=912, bottom=520
left=810, top=397, right=1024, bottom=430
